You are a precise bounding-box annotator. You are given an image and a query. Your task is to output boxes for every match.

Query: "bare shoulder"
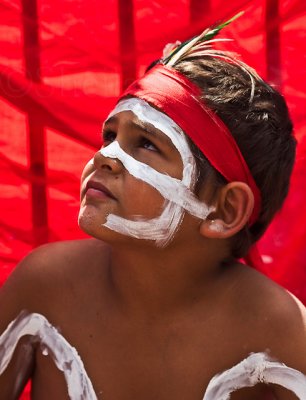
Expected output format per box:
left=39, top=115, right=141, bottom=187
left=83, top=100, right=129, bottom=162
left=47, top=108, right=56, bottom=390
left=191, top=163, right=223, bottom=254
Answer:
left=0, top=239, right=110, bottom=330
left=0, top=239, right=111, bottom=398
left=229, top=263, right=306, bottom=374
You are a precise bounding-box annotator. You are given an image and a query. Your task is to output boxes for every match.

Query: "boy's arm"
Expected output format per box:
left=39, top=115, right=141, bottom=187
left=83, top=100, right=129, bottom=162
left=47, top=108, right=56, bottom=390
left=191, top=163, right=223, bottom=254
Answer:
left=0, top=246, right=49, bottom=399
left=0, top=334, right=35, bottom=400
left=270, top=292, right=306, bottom=399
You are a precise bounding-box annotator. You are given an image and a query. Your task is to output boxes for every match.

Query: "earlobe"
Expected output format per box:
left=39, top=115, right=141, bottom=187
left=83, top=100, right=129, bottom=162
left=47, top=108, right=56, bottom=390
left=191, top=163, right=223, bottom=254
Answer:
left=199, top=218, right=227, bottom=239
left=199, top=182, right=254, bottom=239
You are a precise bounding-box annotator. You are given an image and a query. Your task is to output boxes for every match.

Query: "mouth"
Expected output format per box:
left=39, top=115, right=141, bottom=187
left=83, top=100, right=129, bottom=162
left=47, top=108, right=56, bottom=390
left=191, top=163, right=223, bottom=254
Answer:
left=84, top=180, right=117, bottom=200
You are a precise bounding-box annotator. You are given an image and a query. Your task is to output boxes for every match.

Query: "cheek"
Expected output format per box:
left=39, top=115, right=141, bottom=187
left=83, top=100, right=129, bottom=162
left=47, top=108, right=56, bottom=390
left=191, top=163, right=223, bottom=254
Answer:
left=121, top=178, right=166, bottom=218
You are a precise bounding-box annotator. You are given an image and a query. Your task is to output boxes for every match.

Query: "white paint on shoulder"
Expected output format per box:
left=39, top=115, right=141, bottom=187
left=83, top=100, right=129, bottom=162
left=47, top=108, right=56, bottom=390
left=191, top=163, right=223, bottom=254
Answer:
left=203, top=352, right=306, bottom=400
left=0, top=311, right=97, bottom=400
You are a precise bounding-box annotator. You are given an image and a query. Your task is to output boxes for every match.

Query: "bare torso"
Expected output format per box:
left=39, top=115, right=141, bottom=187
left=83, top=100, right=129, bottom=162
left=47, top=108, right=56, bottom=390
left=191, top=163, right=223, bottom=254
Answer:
left=0, top=239, right=303, bottom=399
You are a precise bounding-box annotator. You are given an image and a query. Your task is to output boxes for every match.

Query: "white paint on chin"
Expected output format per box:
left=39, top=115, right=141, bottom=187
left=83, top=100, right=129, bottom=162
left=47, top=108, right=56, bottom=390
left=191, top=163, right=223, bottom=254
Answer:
left=101, top=98, right=214, bottom=246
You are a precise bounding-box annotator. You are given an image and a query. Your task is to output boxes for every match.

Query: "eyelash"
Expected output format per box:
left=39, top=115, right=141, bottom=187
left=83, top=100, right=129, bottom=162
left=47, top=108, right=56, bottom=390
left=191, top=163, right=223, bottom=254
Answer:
left=102, top=130, right=116, bottom=144
left=102, top=130, right=159, bottom=153
left=140, top=138, right=158, bottom=152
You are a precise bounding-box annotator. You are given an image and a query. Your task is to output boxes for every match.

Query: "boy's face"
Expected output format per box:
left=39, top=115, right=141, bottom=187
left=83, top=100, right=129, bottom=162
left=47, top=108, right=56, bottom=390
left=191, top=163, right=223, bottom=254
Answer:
left=79, top=98, right=212, bottom=246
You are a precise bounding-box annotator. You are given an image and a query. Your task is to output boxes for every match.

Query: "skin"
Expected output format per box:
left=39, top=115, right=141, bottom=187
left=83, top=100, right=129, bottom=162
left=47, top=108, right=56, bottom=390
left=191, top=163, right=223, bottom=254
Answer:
left=0, top=110, right=306, bottom=399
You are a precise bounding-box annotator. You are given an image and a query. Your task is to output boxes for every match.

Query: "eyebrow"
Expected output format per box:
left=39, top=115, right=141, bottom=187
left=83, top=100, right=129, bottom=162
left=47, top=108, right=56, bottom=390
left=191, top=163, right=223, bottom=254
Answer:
left=104, top=115, right=172, bottom=146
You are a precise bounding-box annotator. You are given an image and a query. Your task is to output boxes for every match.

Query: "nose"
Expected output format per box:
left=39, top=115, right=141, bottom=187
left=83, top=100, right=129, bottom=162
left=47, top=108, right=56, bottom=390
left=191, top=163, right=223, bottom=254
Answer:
left=93, top=146, right=123, bottom=174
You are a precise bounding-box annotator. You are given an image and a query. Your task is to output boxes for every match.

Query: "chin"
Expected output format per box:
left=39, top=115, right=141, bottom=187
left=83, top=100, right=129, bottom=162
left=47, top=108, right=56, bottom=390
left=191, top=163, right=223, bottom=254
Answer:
left=78, top=207, right=123, bottom=244
left=78, top=206, right=104, bottom=236
left=78, top=210, right=158, bottom=249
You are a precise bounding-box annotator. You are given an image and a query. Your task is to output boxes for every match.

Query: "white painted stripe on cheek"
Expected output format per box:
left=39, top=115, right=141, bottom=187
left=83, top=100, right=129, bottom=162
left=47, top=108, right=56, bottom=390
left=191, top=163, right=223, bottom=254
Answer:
left=104, top=201, right=182, bottom=244
left=100, top=141, right=211, bottom=220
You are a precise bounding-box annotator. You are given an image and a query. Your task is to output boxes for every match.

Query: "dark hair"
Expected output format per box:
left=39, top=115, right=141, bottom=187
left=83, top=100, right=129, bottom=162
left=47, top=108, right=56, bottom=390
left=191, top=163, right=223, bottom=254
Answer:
left=170, top=53, right=296, bottom=258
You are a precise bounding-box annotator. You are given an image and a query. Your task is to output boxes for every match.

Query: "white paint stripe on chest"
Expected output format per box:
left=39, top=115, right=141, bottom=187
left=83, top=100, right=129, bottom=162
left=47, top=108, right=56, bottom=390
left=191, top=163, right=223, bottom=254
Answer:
left=0, top=311, right=97, bottom=400
left=203, top=352, right=306, bottom=400
left=1, top=313, right=306, bottom=399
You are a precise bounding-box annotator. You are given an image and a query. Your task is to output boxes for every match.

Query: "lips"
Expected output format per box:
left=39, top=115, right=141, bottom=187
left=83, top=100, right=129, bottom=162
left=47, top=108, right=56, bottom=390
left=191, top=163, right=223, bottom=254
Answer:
left=85, top=180, right=116, bottom=200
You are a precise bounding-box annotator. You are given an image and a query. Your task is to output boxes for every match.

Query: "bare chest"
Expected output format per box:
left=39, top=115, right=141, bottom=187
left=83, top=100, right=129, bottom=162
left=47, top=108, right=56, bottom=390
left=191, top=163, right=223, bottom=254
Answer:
left=30, top=315, right=274, bottom=400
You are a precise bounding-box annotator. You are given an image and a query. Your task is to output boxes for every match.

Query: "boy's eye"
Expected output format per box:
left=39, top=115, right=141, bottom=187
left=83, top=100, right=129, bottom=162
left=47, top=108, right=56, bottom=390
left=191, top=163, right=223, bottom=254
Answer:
left=102, top=130, right=159, bottom=153
left=140, top=138, right=158, bottom=152
left=103, top=130, right=116, bottom=144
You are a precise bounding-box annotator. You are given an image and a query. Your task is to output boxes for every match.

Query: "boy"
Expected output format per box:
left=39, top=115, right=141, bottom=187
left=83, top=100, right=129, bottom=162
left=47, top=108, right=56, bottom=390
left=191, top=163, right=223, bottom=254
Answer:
left=0, top=23, right=306, bottom=399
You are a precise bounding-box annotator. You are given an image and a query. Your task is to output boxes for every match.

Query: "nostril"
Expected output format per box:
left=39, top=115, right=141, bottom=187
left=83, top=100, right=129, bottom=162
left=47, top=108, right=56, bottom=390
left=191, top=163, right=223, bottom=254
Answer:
left=101, top=164, right=112, bottom=171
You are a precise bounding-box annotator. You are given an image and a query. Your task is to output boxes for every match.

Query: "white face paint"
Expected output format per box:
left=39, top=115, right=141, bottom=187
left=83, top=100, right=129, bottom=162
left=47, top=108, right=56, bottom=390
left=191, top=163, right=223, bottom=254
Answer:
left=101, top=98, right=214, bottom=246
left=1, top=312, right=306, bottom=399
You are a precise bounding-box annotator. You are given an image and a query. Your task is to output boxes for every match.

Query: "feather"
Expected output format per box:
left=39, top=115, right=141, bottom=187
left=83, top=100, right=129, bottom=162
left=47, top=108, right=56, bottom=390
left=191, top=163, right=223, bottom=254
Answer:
left=163, top=11, right=244, bottom=67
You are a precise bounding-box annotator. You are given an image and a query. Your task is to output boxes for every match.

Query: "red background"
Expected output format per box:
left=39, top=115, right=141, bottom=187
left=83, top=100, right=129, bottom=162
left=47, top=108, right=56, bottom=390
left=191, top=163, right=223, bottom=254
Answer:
left=0, top=1, right=306, bottom=396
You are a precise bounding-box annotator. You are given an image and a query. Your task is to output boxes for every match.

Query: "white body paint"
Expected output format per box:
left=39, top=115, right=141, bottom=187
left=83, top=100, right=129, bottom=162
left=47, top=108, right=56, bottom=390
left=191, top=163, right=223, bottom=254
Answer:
left=101, top=98, right=213, bottom=246
left=0, top=311, right=97, bottom=400
left=1, top=312, right=306, bottom=399
left=209, top=220, right=223, bottom=233
left=203, top=352, right=306, bottom=400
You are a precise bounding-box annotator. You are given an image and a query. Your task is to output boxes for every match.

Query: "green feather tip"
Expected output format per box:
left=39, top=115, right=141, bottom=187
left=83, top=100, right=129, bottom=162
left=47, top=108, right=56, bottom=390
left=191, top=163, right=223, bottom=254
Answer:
left=163, top=11, right=244, bottom=66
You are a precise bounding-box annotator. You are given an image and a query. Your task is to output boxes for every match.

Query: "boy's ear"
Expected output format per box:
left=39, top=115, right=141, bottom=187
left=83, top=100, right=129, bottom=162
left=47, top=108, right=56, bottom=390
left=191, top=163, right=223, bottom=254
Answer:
left=199, top=182, right=254, bottom=239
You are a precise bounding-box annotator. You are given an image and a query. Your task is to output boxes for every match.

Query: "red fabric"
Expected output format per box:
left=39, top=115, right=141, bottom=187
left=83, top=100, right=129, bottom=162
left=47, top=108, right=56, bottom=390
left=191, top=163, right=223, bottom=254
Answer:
left=0, top=1, right=306, bottom=397
left=122, top=64, right=261, bottom=225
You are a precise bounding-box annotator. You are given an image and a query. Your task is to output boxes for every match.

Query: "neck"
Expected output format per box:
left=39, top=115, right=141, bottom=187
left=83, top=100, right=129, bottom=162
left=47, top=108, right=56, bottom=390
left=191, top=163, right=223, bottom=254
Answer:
left=106, top=238, right=228, bottom=319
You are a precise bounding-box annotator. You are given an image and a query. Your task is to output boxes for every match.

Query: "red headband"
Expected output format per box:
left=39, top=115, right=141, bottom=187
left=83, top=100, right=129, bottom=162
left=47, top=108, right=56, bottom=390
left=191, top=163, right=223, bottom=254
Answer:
left=121, top=64, right=261, bottom=226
